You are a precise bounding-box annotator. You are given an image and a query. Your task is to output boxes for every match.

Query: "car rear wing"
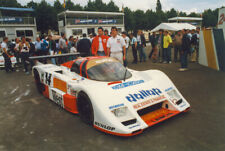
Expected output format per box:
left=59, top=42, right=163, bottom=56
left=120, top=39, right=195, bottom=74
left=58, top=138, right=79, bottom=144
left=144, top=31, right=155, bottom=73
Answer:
left=29, top=52, right=81, bottom=66
left=29, top=52, right=80, bottom=60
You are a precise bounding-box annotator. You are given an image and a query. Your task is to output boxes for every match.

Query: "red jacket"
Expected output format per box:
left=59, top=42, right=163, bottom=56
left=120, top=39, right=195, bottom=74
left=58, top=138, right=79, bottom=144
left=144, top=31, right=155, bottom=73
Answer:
left=91, top=35, right=109, bottom=55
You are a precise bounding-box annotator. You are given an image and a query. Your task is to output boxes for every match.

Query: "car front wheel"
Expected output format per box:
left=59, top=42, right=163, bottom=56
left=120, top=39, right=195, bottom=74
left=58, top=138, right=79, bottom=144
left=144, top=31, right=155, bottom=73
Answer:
left=77, top=92, right=94, bottom=125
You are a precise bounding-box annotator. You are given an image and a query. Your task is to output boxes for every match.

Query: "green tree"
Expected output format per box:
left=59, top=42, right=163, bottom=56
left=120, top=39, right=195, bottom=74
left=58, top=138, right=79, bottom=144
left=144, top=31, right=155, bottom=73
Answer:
left=107, top=0, right=119, bottom=12
left=0, top=0, right=21, bottom=7
left=145, top=9, right=158, bottom=30
left=53, top=0, right=64, bottom=14
left=188, top=12, right=200, bottom=17
left=35, top=0, right=55, bottom=33
left=124, top=7, right=135, bottom=32
left=156, top=0, right=162, bottom=12
left=166, top=8, right=178, bottom=18
left=65, top=0, right=74, bottom=10
left=179, top=11, right=187, bottom=17
left=27, top=1, right=38, bottom=9
left=202, top=9, right=218, bottom=27
left=133, top=10, right=147, bottom=31
left=84, top=0, right=95, bottom=11
left=65, top=0, right=82, bottom=11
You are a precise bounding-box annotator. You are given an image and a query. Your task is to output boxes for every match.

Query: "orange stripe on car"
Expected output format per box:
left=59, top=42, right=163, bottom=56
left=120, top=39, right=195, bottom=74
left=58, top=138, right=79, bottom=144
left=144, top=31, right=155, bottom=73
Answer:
left=43, top=85, right=49, bottom=98
left=108, top=81, right=122, bottom=85
left=53, top=78, right=67, bottom=93
left=63, top=94, right=78, bottom=114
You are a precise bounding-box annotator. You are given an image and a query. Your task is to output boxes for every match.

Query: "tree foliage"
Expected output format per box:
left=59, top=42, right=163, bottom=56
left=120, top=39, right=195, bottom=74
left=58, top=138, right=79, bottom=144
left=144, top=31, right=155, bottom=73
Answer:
left=202, top=9, right=219, bottom=27
left=0, top=0, right=22, bottom=7
left=0, top=0, right=222, bottom=33
left=156, top=0, right=162, bottom=12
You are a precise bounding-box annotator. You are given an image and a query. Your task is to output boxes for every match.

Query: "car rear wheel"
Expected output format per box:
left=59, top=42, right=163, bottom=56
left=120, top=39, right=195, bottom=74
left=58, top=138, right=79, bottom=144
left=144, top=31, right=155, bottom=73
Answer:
left=33, top=69, right=45, bottom=94
left=77, top=92, right=94, bottom=125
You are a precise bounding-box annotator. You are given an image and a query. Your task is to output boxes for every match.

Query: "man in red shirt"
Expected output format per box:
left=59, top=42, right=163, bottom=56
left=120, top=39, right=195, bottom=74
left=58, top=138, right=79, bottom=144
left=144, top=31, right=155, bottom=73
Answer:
left=92, top=27, right=109, bottom=56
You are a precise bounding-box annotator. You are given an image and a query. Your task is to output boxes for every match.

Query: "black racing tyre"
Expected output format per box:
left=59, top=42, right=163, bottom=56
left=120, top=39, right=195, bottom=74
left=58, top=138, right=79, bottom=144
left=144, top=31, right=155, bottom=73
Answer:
left=77, top=92, right=94, bottom=125
left=33, top=69, right=45, bottom=94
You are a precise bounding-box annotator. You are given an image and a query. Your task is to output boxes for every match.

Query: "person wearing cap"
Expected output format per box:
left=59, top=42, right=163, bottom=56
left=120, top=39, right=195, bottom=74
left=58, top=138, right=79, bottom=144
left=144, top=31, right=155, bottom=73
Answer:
left=107, top=27, right=126, bottom=64
left=92, top=27, right=109, bottom=56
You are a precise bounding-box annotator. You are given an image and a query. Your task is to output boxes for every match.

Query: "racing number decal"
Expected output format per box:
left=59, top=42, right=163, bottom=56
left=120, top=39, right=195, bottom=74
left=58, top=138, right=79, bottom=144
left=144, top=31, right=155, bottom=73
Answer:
left=52, top=90, right=63, bottom=107
left=45, top=72, right=52, bottom=86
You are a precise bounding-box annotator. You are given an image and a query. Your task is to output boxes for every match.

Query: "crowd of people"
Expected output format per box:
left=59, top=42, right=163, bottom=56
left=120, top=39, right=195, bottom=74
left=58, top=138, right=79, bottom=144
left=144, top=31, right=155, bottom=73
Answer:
left=0, top=26, right=200, bottom=74
left=148, top=27, right=200, bottom=71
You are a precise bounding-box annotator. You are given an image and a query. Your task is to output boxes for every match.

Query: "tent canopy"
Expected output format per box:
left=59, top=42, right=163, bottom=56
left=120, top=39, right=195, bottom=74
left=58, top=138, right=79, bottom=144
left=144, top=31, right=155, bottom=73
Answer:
left=151, top=23, right=196, bottom=32
left=0, top=7, right=34, bottom=12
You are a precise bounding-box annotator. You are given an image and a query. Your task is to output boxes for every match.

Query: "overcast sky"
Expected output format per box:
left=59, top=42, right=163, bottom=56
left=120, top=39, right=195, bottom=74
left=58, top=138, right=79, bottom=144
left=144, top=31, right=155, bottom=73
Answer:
left=17, top=0, right=225, bottom=14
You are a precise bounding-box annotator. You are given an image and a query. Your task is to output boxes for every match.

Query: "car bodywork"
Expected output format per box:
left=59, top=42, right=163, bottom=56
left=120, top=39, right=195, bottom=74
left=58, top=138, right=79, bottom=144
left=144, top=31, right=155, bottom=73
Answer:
left=32, top=56, right=190, bottom=136
left=0, top=54, right=17, bottom=67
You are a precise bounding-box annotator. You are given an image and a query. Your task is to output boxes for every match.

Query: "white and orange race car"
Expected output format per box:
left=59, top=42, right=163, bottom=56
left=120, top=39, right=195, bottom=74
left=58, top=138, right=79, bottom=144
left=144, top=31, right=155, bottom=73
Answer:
left=32, top=56, right=190, bottom=137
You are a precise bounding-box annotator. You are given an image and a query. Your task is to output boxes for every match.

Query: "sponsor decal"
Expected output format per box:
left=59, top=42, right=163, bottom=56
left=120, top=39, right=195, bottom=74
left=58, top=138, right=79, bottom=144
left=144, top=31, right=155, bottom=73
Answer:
left=75, top=19, right=97, bottom=24
left=52, top=90, right=63, bottom=107
left=129, top=124, right=141, bottom=129
left=109, top=103, right=124, bottom=110
left=70, top=89, right=77, bottom=96
left=180, top=102, right=187, bottom=108
left=0, top=17, right=23, bottom=23
left=133, top=95, right=166, bottom=109
left=112, top=80, right=144, bottom=90
left=165, top=87, right=173, bottom=92
left=45, top=72, right=52, bottom=86
left=126, top=88, right=162, bottom=102
left=94, top=122, right=115, bottom=131
left=74, top=19, right=116, bottom=24
left=98, top=19, right=116, bottom=24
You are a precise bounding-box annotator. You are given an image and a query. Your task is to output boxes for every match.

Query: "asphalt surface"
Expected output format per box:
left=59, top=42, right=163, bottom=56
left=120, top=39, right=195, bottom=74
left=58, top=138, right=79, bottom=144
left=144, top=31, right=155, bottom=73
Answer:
left=0, top=47, right=225, bottom=151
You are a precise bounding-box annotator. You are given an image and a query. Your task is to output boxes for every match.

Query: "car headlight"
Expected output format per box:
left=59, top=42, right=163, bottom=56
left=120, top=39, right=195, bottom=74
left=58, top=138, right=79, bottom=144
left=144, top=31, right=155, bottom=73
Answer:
left=167, top=89, right=181, bottom=100
left=111, top=106, right=128, bottom=117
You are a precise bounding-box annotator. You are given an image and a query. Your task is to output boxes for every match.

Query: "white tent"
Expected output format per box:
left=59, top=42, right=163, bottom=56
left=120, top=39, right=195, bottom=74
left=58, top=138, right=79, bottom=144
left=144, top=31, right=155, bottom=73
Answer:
left=151, top=23, right=196, bottom=32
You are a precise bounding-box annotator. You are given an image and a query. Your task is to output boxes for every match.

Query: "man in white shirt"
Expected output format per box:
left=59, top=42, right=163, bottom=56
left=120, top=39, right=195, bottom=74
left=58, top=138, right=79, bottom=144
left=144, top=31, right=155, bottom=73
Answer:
left=107, top=27, right=126, bottom=64
left=1, top=37, right=14, bottom=72
left=122, top=32, right=130, bottom=66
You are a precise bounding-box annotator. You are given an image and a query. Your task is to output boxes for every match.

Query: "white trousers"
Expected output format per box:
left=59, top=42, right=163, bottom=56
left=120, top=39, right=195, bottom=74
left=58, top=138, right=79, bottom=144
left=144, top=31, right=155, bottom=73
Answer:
left=110, top=52, right=123, bottom=64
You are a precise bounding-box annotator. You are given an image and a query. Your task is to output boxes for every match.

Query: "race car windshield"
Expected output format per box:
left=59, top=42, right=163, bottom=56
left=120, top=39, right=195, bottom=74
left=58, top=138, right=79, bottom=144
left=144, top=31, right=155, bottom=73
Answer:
left=87, top=62, right=132, bottom=82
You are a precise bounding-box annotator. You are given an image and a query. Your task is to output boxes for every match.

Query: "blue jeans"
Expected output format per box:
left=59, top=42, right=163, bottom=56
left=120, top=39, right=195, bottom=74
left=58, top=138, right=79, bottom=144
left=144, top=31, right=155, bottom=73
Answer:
left=123, top=48, right=128, bottom=66
left=49, top=50, right=56, bottom=65
left=138, top=46, right=146, bottom=62
left=97, top=51, right=105, bottom=56
left=180, top=51, right=188, bottom=68
left=163, top=47, right=171, bottom=63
